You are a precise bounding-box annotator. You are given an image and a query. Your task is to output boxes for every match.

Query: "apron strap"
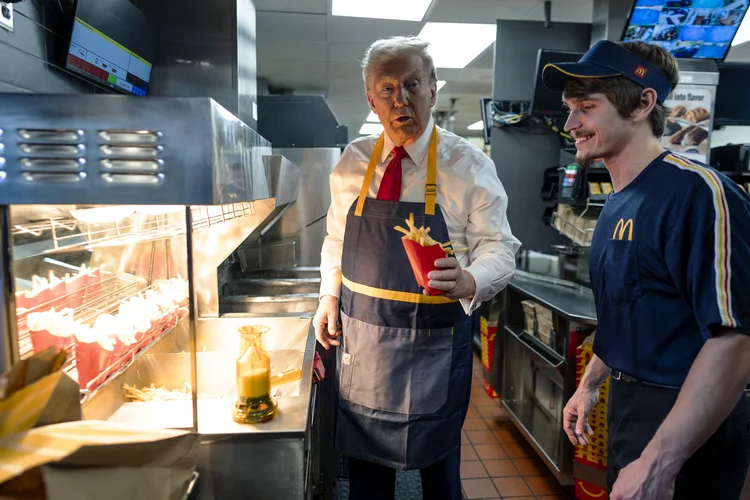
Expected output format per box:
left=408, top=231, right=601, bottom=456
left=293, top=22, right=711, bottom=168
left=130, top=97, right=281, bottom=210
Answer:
left=425, top=126, right=438, bottom=216
left=355, top=134, right=385, bottom=217
left=354, top=125, right=439, bottom=217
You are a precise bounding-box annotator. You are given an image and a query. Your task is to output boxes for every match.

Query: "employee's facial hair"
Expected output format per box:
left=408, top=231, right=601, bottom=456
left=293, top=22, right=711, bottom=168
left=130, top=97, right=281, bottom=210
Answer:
left=576, top=152, right=596, bottom=170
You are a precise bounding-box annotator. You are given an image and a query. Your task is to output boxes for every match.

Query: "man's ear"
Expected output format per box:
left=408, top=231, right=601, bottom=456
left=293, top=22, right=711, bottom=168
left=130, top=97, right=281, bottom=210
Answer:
left=429, top=81, right=437, bottom=108
left=366, top=91, right=377, bottom=113
left=632, top=88, right=658, bottom=124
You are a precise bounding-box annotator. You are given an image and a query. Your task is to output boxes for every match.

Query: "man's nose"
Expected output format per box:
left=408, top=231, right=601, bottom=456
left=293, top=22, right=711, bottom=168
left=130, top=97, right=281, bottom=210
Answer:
left=564, top=111, right=579, bottom=133
left=393, top=86, right=408, bottom=107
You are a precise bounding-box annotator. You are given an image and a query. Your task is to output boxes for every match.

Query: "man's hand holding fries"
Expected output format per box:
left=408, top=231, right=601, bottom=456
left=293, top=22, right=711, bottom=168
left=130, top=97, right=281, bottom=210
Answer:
left=394, top=214, right=466, bottom=255
left=426, top=258, right=477, bottom=300
left=395, top=214, right=476, bottom=300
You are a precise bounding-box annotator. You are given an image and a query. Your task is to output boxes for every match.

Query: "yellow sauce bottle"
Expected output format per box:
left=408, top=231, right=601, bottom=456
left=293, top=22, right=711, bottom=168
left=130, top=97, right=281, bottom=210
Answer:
left=232, top=325, right=277, bottom=424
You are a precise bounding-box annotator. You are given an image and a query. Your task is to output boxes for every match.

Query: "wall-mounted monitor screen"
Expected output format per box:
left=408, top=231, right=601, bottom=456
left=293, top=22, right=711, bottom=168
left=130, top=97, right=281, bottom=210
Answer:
left=65, top=0, right=158, bottom=96
left=622, top=0, right=750, bottom=60
left=530, top=49, right=586, bottom=117
left=714, top=62, right=750, bottom=126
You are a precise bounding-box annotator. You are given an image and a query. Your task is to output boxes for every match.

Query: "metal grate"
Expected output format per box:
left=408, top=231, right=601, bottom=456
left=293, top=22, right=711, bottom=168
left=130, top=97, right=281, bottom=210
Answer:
left=17, top=272, right=145, bottom=360
left=10, top=202, right=255, bottom=254
left=17, top=272, right=188, bottom=400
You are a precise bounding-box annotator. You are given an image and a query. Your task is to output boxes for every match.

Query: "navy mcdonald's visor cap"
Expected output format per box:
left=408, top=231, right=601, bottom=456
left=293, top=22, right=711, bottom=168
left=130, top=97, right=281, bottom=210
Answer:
left=542, top=40, right=674, bottom=103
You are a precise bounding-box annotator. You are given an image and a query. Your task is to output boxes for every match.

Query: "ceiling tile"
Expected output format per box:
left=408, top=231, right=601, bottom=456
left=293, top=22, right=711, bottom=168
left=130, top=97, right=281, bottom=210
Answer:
left=329, top=42, right=371, bottom=64
left=726, top=41, right=750, bottom=62
left=428, top=0, right=537, bottom=23
left=258, top=41, right=327, bottom=63
left=257, top=12, right=327, bottom=42
left=327, top=17, right=422, bottom=43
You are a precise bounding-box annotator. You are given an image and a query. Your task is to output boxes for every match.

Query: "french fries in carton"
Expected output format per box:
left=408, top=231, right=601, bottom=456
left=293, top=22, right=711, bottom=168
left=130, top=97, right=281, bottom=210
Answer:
left=395, top=213, right=467, bottom=296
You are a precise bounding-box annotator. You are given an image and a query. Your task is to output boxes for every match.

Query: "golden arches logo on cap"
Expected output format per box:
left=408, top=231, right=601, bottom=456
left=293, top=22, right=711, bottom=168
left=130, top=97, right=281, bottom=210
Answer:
left=633, top=65, right=648, bottom=78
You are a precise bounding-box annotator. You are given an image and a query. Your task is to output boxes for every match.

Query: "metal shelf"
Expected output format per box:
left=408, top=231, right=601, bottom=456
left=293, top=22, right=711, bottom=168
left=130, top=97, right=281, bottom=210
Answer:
left=11, top=202, right=255, bottom=259
left=17, top=272, right=145, bottom=357
left=505, top=325, right=565, bottom=368
left=17, top=271, right=189, bottom=401
left=551, top=211, right=594, bottom=247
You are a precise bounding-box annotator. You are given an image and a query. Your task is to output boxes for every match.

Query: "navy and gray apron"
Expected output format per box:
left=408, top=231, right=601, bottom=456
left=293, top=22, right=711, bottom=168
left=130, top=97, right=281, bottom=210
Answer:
left=335, top=126, right=474, bottom=470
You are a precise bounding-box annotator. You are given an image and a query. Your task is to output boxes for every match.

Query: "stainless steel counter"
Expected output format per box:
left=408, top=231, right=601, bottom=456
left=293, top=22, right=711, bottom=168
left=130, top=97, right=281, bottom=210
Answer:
left=496, top=270, right=598, bottom=486
left=509, top=270, right=597, bottom=325
left=192, top=319, right=321, bottom=500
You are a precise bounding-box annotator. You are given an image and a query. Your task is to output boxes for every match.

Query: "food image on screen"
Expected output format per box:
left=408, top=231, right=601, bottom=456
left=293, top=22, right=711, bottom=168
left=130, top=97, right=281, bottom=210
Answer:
left=714, top=8, right=745, bottom=24
left=653, top=24, right=681, bottom=39
left=625, top=25, right=656, bottom=40
left=660, top=8, right=691, bottom=23
left=623, top=0, right=750, bottom=60
left=670, top=40, right=702, bottom=57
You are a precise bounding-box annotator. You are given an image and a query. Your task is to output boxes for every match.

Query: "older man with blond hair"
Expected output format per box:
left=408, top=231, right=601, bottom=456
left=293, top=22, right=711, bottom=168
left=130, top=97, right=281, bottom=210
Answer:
left=313, top=36, right=520, bottom=499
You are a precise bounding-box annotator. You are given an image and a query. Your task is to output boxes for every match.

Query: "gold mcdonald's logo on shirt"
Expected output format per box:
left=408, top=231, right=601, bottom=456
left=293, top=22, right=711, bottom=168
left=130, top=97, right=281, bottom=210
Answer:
left=612, top=219, right=634, bottom=241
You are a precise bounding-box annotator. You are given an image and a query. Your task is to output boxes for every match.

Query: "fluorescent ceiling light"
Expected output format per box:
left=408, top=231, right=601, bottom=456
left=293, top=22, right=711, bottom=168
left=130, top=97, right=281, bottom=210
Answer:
left=418, top=23, right=496, bottom=69
left=733, top=14, right=750, bottom=46
left=359, top=123, right=384, bottom=135
left=467, top=120, right=484, bottom=131
left=332, top=0, right=432, bottom=21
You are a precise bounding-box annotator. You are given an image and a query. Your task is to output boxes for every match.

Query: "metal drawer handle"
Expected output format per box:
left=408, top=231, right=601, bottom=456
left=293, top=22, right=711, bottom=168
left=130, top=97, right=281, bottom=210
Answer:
left=506, top=326, right=565, bottom=368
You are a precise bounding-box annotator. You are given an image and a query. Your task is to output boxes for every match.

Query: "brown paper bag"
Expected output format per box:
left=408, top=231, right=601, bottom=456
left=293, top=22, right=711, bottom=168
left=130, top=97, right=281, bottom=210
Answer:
left=0, top=349, right=81, bottom=439
left=0, top=421, right=199, bottom=500
left=42, top=434, right=198, bottom=500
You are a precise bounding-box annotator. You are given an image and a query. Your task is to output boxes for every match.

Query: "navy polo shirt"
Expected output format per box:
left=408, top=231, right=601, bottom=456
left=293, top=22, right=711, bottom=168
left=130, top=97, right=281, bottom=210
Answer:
left=590, top=151, right=750, bottom=387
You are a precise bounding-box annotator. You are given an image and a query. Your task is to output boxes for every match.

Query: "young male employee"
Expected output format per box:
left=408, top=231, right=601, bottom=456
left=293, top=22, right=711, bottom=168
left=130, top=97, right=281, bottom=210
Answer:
left=543, top=40, right=750, bottom=499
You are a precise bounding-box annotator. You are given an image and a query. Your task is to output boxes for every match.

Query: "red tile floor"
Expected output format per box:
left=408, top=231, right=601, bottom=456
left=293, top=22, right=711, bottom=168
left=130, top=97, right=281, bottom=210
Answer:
left=461, top=353, right=575, bottom=500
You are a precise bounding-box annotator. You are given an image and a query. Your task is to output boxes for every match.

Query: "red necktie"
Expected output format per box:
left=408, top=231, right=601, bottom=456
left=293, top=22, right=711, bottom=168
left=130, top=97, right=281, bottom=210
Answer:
left=377, top=146, right=407, bottom=201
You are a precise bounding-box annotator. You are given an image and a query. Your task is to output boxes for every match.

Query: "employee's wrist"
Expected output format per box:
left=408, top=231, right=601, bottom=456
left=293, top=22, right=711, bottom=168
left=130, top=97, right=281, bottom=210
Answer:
left=640, top=434, right=686, bottom=477
left=579, top=373, right=603, bottom=393
left=319, top=294, right=338, bottom=303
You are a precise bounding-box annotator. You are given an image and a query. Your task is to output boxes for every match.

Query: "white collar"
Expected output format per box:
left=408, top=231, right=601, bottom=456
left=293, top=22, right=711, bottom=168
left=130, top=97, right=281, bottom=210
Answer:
left=381, top=115, right=435, bottom=167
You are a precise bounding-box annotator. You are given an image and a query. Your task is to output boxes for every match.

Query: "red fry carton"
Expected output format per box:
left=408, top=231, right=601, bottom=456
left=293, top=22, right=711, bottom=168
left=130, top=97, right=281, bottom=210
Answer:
left=402, top=238, right=447, bottom=296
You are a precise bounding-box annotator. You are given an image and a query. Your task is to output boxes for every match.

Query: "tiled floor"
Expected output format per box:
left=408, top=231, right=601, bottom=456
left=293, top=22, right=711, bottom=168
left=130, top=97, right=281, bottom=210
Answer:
left=461, top=354, right=575, bottom=500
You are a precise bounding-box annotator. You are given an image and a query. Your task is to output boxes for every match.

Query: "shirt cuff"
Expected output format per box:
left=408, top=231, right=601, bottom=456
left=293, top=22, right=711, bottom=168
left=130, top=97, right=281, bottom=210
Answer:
left=319, top=275, right=342, bottom=300
left=460, top=266, right=491, bottom=316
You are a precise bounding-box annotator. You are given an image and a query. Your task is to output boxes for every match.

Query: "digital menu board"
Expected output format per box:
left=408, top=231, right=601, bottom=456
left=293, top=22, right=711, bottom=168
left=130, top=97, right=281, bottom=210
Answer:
left=623, top=0, right=750, bottom=60
left=65, top=0, right=157, bottom=96
left=67, top=18, right=152, bottom=96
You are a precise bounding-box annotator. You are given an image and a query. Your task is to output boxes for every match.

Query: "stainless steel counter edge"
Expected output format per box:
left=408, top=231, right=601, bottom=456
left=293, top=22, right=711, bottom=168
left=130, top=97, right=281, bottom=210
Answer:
left=509, top=270, right=597, bottom=325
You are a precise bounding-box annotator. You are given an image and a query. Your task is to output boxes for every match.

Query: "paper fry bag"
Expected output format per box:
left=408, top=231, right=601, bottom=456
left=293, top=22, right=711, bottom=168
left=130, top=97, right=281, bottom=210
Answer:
left=402, top=239, right=447, bottom=296
left=0, top=421, right=199, bottom=500
left=0, top=349, right=80, bottom=439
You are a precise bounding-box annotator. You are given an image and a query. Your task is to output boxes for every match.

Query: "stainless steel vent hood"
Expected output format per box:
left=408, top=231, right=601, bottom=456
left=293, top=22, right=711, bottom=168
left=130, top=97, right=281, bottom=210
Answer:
left=0, top=94, right=270, bottom=206
left=137, top=0, right=258, bottom=130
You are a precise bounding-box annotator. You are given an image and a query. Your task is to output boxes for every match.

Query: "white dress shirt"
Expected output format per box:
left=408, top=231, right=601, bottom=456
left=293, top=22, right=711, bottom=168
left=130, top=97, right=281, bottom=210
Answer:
left=319, top=116, right=521, bottom=314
